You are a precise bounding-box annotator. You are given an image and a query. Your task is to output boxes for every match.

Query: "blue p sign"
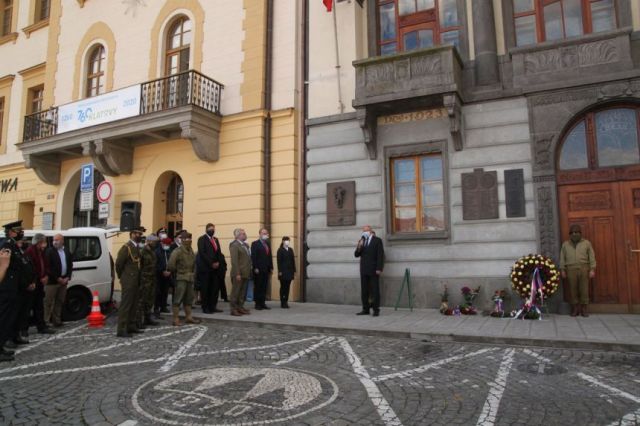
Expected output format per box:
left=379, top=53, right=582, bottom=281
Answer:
left=80, top=164, right=94, bottom=192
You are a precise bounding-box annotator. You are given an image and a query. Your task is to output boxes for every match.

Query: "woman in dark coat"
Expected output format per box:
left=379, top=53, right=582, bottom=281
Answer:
left=276, top=236, right=296, bottom=308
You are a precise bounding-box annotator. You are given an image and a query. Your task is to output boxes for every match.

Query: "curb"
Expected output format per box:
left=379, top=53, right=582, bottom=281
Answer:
left=193, top=315, right=640, bottom=354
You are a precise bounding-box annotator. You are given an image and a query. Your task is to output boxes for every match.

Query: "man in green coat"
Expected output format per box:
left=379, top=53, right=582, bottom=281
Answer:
left=115, top=227, right=144, bottom=338
left=137, top=234, right=160, bottom=328
left=560, top=224, right=597, bottom=317
left=168, top=232, right=201, bottom=326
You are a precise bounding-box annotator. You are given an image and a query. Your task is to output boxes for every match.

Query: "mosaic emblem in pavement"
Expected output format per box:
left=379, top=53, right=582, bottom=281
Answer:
left=132, top=366, right=340, bottom=425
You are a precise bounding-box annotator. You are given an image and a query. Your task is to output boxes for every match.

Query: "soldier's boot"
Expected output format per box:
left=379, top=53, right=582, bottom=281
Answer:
left=172, top=306, right=182, bottom=327
left=0, top=352, right=14, bottom=362
left=580, top=304, right=589, bottom=317
left=144, top=313, right=159, bottom=326
left=184, top=306, right=202, bottom=324
left=570, top=304, right=579, bottom=317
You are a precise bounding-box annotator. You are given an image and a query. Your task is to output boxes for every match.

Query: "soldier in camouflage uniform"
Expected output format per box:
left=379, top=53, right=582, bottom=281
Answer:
left=167, top=232, right=201, bottom=326
left=137, top=234, right=160, bottom=328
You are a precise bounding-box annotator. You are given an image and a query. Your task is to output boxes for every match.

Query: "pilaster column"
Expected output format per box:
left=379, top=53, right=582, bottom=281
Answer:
left=472, top=0, right=499, bottom=86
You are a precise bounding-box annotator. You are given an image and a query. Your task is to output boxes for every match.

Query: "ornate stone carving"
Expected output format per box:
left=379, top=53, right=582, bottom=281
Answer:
left=577, top=39, right=618, bottom=66
left=534, top=137, right=553, bottom=169
left=82, top=139, right=133, bottom=177
left=443, top=93, right=463, bottom=151
left=528, top=87, right=597, bottom=107
left=356, top=108, right=377, bottom=160
left=410, top=55, right=442, bottom=77
left=394, top=59, right=410, bottom=81
left=366, top=63, right=394, bottom=86
left=23, top=154, right=60, bottom=186
left=537, top=186, right=557, bottom=258
left=597, top=81, right=633, bottom=100
left=525, top=50, right=561, bottom=75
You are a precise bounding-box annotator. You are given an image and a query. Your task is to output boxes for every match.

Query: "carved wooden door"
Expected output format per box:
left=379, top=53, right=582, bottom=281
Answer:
left=620, top=180, right=640, bottom=313
left=558, top=182, right=629, bottom=311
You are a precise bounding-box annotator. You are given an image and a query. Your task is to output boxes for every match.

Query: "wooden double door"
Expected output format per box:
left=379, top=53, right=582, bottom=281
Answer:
left=558, top=180, right=640, bottom=313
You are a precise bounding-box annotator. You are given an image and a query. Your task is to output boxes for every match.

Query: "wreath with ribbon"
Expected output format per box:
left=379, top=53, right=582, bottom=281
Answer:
left=510, top=254, right=560, bottom=302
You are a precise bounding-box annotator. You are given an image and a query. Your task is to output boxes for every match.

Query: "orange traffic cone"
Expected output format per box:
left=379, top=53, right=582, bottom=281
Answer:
left=87, top=291, right=105, bottom=328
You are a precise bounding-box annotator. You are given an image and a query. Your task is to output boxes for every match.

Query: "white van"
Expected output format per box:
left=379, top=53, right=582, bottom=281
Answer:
left=0, top=227, right=116, bottom=321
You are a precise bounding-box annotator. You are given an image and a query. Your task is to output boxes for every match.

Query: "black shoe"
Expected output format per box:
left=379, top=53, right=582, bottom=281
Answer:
left=116, top=331, right=132, bottom=338
left=0, top=352, right=14, bottom=362
left=128, top=328, right=144, bottom=334
left=160, top=307, right=170, bottom=314
left=37, top=328, right=56, bottom=334
left=356, top=310, right=370, bottom=316
left=255, top=306, right=264, bottom=311
left=213, top=309, right=223, bottom=313
left=262, top=305, right=271, bottom=310
left=1, top=348, right=15, bottom=356
left=4, top=341, right=17, bottom=349
left=13, top=337, right=29, bottom=345
left=144, top=316, right=159, bottom=326
left=373, top=311, right=380, bottom=317
left=154, top=312, right=163, bottom=320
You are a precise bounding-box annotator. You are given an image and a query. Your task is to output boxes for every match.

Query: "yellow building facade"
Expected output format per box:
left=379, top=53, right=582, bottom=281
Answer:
left=0, top=0, right=302, bottom=300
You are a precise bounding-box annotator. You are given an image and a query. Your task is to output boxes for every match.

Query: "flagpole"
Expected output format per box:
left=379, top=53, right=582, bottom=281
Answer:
left=331, top=0, right=345, bottom=114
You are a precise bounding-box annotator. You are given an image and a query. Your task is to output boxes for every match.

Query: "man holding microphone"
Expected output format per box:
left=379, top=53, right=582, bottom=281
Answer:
left=354, top=225, right=384, bottom=317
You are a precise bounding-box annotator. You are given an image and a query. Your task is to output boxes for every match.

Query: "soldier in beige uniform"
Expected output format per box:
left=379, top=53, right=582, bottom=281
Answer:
left=229, top=228, right=252, bottom=317
left=167, top=232, right=201, bottom=326
left=560, top=224, right=596, bottom=317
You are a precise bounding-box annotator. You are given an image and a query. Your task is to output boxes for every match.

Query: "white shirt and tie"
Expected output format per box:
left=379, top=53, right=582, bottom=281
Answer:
left=57, top=246, right=68, bottom=277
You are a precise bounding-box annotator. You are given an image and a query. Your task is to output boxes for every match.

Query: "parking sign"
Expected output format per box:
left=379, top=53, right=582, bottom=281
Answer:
left=80, top=164, right=94, bottom=192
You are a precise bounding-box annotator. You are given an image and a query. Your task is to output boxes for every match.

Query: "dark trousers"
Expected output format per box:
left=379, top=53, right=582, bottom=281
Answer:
left=14, top=289, right=34, bottom=338
left=155, top=274, right=172, bottom=312
left=31, top=284, right=47, bottom=331
left=254, top=272, right=269, bottom=307
left=219, top=279, right=228, bottom=301
left=199, top=270, right=220, bottom=312
left=117, top=280, right=139, bottom=333
left=279, top=279, right=291, bottom=303
left=360, top=273, right=380, bottom=312
left=0, top=295, right=18, bottom=347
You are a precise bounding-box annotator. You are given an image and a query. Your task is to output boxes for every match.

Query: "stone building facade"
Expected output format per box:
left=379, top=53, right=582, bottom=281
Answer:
left=305, top=0, right=640, bottom=313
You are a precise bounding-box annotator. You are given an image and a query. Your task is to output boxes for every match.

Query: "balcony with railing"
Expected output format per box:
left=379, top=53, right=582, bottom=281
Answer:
left=20, top=70, right=223, bottom=185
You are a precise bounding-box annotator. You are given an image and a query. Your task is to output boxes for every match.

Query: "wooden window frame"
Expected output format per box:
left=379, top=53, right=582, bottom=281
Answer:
left=164, top=16, right=191, bottom=76
left=85, top=45, right=105, bottom=98
left=28, top=85, right=44, bottom=114
left=557, top=104, right=640, bottom=184
left=385, top=140, right=449, bottom=241
left=35, top=0, right=50, bottom=23
left=512, top=0, right=618, bottom=46
left=1, top=0, right=12, bottom=36
left=376, top=0, right=462, bottom=55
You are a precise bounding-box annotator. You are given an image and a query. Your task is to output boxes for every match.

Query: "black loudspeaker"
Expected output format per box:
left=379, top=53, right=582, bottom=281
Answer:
left=120, top=201, right=141, bottom=231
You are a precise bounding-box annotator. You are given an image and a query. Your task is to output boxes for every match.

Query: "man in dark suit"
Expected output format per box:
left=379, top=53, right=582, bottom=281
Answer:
left=251, top=228, right=273, bottom=310
left=196, top=223, right=227, bottom=314
left=45, top=234, right=73, bottom=327
left=354, top=225, right=384, bottom=317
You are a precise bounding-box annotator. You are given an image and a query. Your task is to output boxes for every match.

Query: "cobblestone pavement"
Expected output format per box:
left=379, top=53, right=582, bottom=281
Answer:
left=0, top=315, right=639, bottom=426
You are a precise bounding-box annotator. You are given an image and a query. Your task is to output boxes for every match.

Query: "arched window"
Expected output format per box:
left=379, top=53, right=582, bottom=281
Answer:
left=86, top=44, right=106, bottom=98
left=165, top=16, right=191, bottom=76
left=73, top=169, right=105, bottom=227
left=165, top=173, right=184, bottom=237
left=558, top=106, right=640, bottom=172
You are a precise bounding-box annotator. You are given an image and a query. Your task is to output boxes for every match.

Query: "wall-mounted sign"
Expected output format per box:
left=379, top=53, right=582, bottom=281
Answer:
left=42, top=212, right=54, bottom=230
left=462, top=168, right=499, bottom=220
left=98, top=202, right=109, bottom=219
left=327, top=181, right=356, bottom=226
left=57, top=84, right=141, bottom=134
left=96, top=181, right=113, bottom=203
left=80, top=191, right=94, bottom=211
left=80, top=164, right=94, bottom=192
left=0, top=177, right=18, bottom=193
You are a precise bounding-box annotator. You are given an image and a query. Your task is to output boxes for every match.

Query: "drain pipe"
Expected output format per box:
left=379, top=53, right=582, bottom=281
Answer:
left=298, top=0, right=309, bottom=302
left=263, top=0, right=274, bottom=231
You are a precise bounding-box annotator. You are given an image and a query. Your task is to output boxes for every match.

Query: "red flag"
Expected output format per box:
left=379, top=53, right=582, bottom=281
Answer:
left=323, top=0, right=333, bottom=12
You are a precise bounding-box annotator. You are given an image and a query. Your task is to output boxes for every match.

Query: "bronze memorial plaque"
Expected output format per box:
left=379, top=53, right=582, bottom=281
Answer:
left=462, top=168, right=499, bottom=220
left=505, top=169, right=526, bottom=218
left=327, top=181, right=356, bottom=226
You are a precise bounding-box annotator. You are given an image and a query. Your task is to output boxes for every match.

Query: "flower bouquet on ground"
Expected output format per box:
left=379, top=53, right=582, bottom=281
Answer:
left=459, top=286, right=480, bottom=315
left=490, top=289, right=509, bottom=318
left=509, top=254, right=560, bottom=320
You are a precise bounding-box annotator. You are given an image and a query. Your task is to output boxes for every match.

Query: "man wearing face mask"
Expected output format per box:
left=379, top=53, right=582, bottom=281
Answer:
left=197, top=223, right=227, bottom=314
left=354, top=225, right=385, bottom=317
left=137, top=234, right=160, bottom=328
left=560, top=224, right=596, bottom=317
left=45, top=234, right=73, bottom=328
left=168, top=231, right=201, bottom=326
left=115, top=227, right=145, bottom=337
left=154, top=236, right=174, bottom=318
left=251, top=228, right=273, bottom=310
